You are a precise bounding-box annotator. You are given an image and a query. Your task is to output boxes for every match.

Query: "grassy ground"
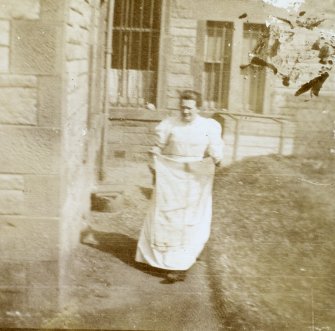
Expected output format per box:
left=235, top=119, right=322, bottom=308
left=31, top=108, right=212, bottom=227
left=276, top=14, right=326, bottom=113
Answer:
left=208, top=154, right=335, bottom=330
left=31, top=154, right=335, bottom=330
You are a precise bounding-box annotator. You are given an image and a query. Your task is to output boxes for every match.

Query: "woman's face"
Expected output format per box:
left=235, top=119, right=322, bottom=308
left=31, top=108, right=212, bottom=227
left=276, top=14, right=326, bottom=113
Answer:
left=180, top=99, right=198, bottom=123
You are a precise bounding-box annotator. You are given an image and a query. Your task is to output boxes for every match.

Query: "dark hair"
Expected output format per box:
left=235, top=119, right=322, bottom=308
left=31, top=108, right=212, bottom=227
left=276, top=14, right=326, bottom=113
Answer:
left=179, top=90, right=202, bottom=108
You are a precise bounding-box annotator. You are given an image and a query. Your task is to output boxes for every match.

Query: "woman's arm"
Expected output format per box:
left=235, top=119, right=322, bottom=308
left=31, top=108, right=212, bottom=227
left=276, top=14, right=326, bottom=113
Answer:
left=149, top=117, right=172, bottom=155
left=207, top=119, right=225, bottom=165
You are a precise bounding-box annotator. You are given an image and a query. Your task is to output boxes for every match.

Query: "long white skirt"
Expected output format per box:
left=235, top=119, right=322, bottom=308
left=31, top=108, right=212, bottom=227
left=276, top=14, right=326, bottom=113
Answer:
left=135, top=155, right=215, bottom=271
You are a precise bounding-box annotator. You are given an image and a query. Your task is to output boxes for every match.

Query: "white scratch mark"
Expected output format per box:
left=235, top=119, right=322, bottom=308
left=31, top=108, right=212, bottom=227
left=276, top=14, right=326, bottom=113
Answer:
left=262, top=0, right=304, bottom=11
left=298, top=178, right=332, bottom=186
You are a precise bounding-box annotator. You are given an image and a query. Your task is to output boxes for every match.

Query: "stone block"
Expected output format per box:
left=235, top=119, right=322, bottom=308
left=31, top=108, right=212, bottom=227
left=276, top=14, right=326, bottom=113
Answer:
left=167, top=73, right=194, bottom=88
left=28, top=286, right=59, bottom=311
left=0, top=216, right=60, bottom=261
left=68, top=7, right=90, bottom=28
left=170, top=18, right=197, bottom=29
left=0, top=191, right=24, bottom=215
left=0, top=175, right=24, bottom=190
left=0, top=287, right=28, bottom=312
left=67, top=72, right=89, bottom=94
left=38, top=76, right=62, bottom=127
left=11, top=21, right=62, bottom=75
left=40, top=0, right=65, bottom=21
left=167, top=97, right=180, bottom=110
left=0, top=74, right=37, bottom=87
left=108, top=143, right=152, bottom=156
left=27, top=260, right=59, bottom=287
left=0, top=87, right=37, bottom=125
left=0, top=20, right=9, bottom=45
left=123, top=132, right=155, bottom=146
left=172, top=46, right=195, bottom=56
left=65, top=24, right=89, bottom=45
left=170, top=54, right=192, bottom=64
left=66, top=43, right=88, bottom=61
left=23, top=175, right=60, bottom=217
left=0, top=127, right=60, bottom=174
left=0, top=0, right=40, bottom=19
left=66, top=59, right=89, bottom=75
left=172, top=36, right=196, bottom=48
left=0, top=46, right=9, bottom=72
left=0, top=260, right=59, bottom=312
left=108, top=131, right=123, bottom=144
left=169, top=27, right=197, bottom=37
left=69, top=0, right=91, bottom=19
left=91, top=191, right=124, bottom=212
left=0, top=263, right=26, bottom=286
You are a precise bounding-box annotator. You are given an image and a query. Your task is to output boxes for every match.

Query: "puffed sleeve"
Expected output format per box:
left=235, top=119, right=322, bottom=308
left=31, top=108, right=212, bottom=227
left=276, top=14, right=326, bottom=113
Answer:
left=207, top=119, right=224, bottom=164
left=150, top=117, right=172, bottom=154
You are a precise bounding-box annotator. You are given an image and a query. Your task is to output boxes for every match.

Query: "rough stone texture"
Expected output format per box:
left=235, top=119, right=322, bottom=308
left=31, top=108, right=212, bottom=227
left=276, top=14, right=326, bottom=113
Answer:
left=26, top=260, right=59, bottom=310
left=170, top=18, right=198, bottom=29
left=11, top=21, right=61, bottom=74
left=172, top=45, right=195, bottom=56
left=169, top=26, right=197, bottom=37
left=0, top=175, right=24, bottom=190
left=0, top=191, right=24, bottom=215
left=0, top=87, right=37, bottom=125
left=0, top=216, right=59, bottom=261
left=66, top=43, right=88, bottom=61
left=0, top=20, right=9, bottom=45
left=37, top=76, right=62, bottom=127
left=40, top=0, right=65, bottom=21
left=0, top=0, right=40, bottom=20
left=168, top=62, right=192, bottom=74
left=0, top=46, right=9, bottom=72
left=0, top=127, right=60, bottom=174
left=23, top=175, right=60, bottom=217
left=59, top=0, right=103, bottom=259
left=68, top=7, right=91, bottom=28
left=172, top=36, right=196, bottom=48
left=66, top=24, right=90, bottom=45
left=0, top=74, right=37, bottom=87
left=167, top=73, right=194, bottom=88
left=0, top=260, right=59, bottom=314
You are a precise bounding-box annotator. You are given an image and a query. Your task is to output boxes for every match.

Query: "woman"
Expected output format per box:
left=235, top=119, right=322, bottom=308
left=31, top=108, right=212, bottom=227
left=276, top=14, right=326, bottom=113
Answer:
left=135, top=90, right=224, bottom=283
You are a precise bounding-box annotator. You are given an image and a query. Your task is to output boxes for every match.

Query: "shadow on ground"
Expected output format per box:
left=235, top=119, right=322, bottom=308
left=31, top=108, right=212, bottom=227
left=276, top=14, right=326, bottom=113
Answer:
left=81, top=230, right=168, bottom=279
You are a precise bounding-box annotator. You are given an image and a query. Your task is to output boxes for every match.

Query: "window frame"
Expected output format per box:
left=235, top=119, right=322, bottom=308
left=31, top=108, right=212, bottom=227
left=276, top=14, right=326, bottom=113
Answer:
left=109, top=0, right=163, bottom=108
left=195, top=19, right=271, bottom=114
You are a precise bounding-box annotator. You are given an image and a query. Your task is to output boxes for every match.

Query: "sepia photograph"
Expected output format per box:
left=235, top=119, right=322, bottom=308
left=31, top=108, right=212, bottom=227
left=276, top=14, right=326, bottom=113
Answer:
left=0, top=0, right=335, bottom=330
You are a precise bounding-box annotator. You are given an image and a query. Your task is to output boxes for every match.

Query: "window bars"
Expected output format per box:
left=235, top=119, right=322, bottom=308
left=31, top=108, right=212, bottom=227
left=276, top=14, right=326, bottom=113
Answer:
left=202, top=21, right=233, bottom=110
left=110, top=0, right=162, bottom=107
left=242, top=23, right=267, bottom=114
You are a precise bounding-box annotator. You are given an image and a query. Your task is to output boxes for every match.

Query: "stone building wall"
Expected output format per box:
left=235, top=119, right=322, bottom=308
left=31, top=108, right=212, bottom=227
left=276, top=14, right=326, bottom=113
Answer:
left=0, top=0, right=105, bottom=324
left=105, top=0, right=295, bottom=185
left=106, top=0, right=335, bottom=182
left=0, top=0, right=64, bottom=319
left=60, top=0, right=105, bottom=261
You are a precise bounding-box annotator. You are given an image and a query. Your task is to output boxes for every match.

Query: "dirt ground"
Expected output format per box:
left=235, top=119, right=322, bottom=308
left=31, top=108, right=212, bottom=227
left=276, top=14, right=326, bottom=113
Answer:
left=10, top=154, right=334, bottom=331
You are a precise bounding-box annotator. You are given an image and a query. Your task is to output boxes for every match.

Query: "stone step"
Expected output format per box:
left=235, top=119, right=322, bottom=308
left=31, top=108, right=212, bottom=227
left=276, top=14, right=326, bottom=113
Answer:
left=91, top=189, right=124, bottom=213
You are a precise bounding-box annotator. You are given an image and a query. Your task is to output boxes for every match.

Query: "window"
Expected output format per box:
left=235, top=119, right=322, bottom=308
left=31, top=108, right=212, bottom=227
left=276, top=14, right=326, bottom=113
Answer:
left=202, top=21, right=233, bottom=110
left=241, top=23, right=267, bottom=113
left=110, top=0, right=162, bottom=107
left=201, top=21, right=268, bottom=113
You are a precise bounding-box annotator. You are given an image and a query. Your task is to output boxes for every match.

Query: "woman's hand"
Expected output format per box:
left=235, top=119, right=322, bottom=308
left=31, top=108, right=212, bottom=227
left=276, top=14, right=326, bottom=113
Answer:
left=215, top=160, right=225, bottom=169
left=149, top=146, right=162, bottom=156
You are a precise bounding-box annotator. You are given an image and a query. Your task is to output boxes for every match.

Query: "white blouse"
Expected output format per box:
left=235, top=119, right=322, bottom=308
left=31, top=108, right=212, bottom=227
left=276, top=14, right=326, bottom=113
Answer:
left=154, top=115, right=224, bottom=163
